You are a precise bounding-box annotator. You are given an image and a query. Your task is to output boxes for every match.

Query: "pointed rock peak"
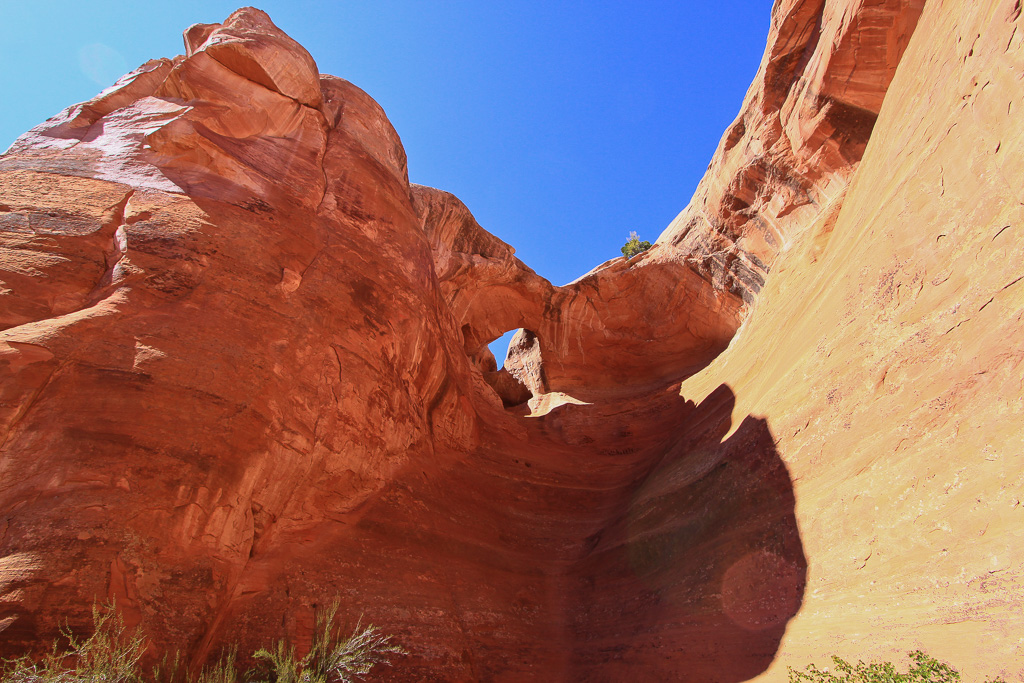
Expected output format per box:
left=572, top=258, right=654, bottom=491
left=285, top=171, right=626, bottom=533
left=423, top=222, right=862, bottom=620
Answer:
left=183, top=7, right=322, bottom=109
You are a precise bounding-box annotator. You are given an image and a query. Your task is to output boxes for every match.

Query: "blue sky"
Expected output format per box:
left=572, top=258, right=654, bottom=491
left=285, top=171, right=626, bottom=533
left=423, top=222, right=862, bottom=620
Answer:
left=0, top=1, right=772, bottom=360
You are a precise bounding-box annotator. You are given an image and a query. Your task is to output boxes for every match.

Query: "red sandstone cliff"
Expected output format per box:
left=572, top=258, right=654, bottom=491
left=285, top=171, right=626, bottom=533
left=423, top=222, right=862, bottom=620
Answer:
left=0, top=1, right=1021, bottom=681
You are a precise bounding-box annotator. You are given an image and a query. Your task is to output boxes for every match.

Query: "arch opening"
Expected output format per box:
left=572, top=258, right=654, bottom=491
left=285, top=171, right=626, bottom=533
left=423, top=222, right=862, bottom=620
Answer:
left=479, top=328, right=545, bottom=408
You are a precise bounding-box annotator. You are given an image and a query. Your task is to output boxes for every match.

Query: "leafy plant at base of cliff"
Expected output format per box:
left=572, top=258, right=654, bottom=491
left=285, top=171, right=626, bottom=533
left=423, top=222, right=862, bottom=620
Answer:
left=787, top=650, right=1007, bottom=683
left=247, top=599, right=405, bottom=683
left=620, top=231, right=652, bottom=259
left=1, top=599, right=405, bottom=683
left=1, top=601, right=147, bottom=683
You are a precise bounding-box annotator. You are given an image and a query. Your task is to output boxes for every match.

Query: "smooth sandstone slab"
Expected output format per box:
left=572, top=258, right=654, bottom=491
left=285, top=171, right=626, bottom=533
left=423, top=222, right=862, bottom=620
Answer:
left=677, top=0, right=1024, bottom=678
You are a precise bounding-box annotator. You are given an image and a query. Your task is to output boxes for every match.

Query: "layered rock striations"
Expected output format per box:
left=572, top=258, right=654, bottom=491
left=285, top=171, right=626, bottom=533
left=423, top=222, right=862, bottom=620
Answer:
left=0, top=7, right=483, bottom=659
left=0, top=1, right=1021, bottom=681
left=675, top=0, right=1024, bottom=677
left=661, top=0, right=926, bottom=303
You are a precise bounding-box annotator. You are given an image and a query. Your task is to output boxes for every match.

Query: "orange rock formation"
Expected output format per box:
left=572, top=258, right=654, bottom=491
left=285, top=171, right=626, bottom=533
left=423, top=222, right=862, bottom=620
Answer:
left=0, top=1, right=1021, bottom=681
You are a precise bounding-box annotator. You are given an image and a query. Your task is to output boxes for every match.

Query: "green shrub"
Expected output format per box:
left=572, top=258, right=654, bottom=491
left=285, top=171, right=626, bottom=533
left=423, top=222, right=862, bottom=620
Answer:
left=1, top=600, right=405, bottom=683
left=2, top=601, right=147, bottom=683
left=788, top=650, right=1007, bottom=683
left=620, top=231, right=652, bottom=259
left=250, top=599, right=405, bottom=683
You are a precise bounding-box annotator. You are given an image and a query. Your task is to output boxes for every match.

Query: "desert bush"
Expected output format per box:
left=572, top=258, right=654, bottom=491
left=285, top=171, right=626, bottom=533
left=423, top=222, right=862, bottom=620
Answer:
left=620, top=231, right=652, bottom=259
left=1, top=601, right=404, bottom=683
left=1, top=601, right=146, bottom=683
left=788, top=650, right=1007, bottom=683
left=250, top=599, right=405, bottom=683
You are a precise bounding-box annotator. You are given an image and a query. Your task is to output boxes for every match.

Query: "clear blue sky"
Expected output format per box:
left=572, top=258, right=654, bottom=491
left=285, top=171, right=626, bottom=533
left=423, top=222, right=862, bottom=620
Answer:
left=0, top=1, right=772, bottom=359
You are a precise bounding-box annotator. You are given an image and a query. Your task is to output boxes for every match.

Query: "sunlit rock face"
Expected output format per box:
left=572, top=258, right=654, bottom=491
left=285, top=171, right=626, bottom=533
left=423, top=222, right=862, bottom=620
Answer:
left=661, top=0, right=926, bottom=304
left=0, top=6, right=482, bottom=661
left=675, top=1, right=1024, bottom=679
left=1, top=1, right=1022, bottom=681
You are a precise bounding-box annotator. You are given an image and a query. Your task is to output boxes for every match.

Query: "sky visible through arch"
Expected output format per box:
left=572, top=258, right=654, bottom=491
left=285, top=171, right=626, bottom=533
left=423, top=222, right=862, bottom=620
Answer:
left=0, top=0, right=773, bottom=363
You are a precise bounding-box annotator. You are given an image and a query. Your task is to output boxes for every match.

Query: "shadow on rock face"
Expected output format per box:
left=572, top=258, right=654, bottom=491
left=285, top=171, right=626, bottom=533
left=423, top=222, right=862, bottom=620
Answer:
left=568, top=384, right=806, bottom=682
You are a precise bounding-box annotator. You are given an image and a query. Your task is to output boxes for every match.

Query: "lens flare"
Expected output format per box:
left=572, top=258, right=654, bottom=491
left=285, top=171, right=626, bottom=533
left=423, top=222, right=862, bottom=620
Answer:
left=78, top=43, right=129, bottom=88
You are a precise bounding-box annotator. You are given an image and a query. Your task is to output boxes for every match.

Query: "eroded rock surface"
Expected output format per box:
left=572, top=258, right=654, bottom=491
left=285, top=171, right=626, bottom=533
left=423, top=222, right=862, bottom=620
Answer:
left=676, top=1, right=1024, bottom=678
left=660, top=0, right=926, bottom=303
left=0, top=1, right=1022, bottom=681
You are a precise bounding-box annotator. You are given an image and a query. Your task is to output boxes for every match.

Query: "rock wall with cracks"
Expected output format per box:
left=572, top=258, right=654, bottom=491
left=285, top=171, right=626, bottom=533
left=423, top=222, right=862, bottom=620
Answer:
left=1, top=1, right=1022, bottom=681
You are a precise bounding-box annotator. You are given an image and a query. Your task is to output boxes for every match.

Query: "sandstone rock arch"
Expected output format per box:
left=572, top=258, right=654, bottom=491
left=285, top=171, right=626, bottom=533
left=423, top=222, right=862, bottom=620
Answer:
left=3, top=1, right=1023, bottom=681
